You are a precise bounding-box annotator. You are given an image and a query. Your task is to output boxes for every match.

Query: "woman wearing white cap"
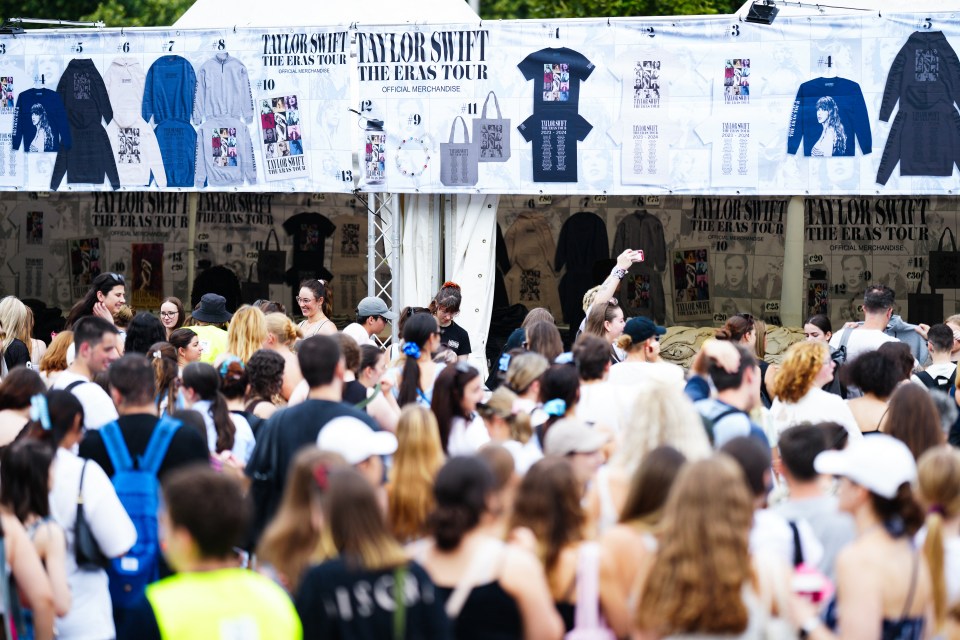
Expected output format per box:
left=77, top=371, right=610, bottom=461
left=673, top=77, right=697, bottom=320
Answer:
left=792, top=435, right=933, bottom=640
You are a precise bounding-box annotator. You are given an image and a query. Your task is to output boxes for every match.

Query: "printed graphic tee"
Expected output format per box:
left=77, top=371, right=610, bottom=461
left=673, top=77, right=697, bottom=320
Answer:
left=517, top=47, right=595, bottom=183
left=283, top=212, right=336, bottom=270
left=695, top=118, right=759, bottom=188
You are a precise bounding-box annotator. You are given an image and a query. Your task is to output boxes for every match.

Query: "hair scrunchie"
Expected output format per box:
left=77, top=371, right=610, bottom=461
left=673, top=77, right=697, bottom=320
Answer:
left=543, top=398, right=566, bottom=417
left=402, top=342, right=422, bottom=359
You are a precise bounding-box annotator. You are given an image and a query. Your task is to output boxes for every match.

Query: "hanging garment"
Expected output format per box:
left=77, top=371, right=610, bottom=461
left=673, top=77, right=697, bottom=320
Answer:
left=105, top=57, right=146, bottom=118
left=503, top=212, right=562, bottom=320
left=555, top=211, right=609, bottom=326
left=142, top=55, right=197, bottom=126
left=786, top=77, right=872, bottom=157
left=106, top=111, right=167, bottom=187
left=194, top=116, right=257, bottom=187
left=11, top=88, right=70, bottom=153
left=612, top=210, right=667, bottom=324
left=192, top=53, right=254, bottom=124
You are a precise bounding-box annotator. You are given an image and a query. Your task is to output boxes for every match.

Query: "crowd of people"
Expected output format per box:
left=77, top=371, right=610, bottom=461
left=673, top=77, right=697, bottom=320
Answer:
left=0, top=255, right=957, bottom=640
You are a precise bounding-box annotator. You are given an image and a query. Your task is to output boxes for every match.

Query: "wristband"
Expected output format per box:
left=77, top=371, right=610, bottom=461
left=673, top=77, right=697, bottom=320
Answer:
left=612, top=267, right=628, bottom=280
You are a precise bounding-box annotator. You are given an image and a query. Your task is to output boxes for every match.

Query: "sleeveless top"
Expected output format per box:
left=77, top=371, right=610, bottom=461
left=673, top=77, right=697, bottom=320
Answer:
left=298, top=318, right=331, bottom=337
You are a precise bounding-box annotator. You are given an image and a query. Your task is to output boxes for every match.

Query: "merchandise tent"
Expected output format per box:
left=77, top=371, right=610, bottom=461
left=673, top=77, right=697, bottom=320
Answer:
left=3, top=1, right=960, bottom=378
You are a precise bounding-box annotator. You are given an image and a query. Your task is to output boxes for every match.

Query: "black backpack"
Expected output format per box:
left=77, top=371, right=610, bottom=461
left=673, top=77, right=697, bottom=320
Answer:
left=915, top=368, right=957, bottom=393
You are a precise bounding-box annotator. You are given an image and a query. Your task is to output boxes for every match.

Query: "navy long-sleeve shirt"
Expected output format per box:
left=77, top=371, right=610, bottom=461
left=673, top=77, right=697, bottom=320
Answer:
left=786, top=77, right=871, bottom=157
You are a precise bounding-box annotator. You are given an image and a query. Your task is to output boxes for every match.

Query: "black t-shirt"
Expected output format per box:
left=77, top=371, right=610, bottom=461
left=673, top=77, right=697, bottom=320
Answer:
left=438, top=321, right=471, bottom=357
left=517, top=47, right=595, bottom=111
left=518, top=112, right=592, bottom=182
left=296, top=558, right=451, bottom=640
left=282, top=211, right=336, bottom=269
left=78, top=413, right=209, bottom=480
left=343, top=380, right=368, bottom=405
left=3, top=339, right=30, bottom=371
left=245, top=399, right=378, bottom=546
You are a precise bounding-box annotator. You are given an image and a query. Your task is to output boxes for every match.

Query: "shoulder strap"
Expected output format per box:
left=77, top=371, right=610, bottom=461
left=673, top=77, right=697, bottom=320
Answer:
left=100, top=420, right=134, bottom=473
left=65, top=379, right=87, bottom=392
left=140, top=416, right=181, bottom=475
left=393, top=566, right=407, bottom=640
left=839, top=326, right=855, bottom=350
left=573, top=542, right=603, bottom=631
left=714, top=406, right=746, bottom=423
left=898, top=549, right=921, bottom=623
left=787, top=521, right=804, bottom=567
left=354, top=384, right=382, bottom=411
left=915, top=371, right=936, bottom=388
left=445, top=539, right=504, bottom=619
left=78, top=460, right=88, bottom=500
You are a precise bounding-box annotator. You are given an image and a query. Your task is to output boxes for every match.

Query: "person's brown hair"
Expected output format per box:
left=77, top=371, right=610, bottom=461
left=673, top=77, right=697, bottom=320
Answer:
left=163, top=464, right=250, bottom=559
left=507, top=457, right=586, bottom=591
left=636, top=455, right=755, bottom=636
left=878, top=341, right=915, bottom=382
left=525, top=320, right=564, bottom=363
left=430, top=281, right=462, bottom=315
left=337, top=333, right=361, bottom=375
left=257, top=448, right=347, bottom=592
left=584, top=299, right=621, bottom=341
left=883, top=383, right=944, bottom=460
left=770, top=340, right=828, bottom=404
left=323, top=467, right=407, bottom=571
left=0, top=367, right=46, bottom=411
left=918, top=447, right=960, bottom=629
left=619, top=446, right=687, bottom=527
left=299, top=279, right=332, bottom=317
left=387, top=406, right=444, bottom=542
left=147, top=342, right=178, bottom=414
left=161, top=297, right=185, bottom=332
left=715, top=314, right=754, bottom=343
left=39, top=331, right=73, bottom=375
left=521, top=307, right=555, bottom=329
left=505, top=352, right=549, bottom=395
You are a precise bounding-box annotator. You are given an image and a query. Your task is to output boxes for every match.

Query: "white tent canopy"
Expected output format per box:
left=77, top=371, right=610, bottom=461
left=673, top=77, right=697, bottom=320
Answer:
left=735, top=0, right=960, bottom=19
left=174, top=0, right=480, bottom=28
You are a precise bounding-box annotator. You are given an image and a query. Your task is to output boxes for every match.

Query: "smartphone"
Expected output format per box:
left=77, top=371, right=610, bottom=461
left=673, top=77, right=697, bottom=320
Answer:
left=635, top=249, right=645, bottom=261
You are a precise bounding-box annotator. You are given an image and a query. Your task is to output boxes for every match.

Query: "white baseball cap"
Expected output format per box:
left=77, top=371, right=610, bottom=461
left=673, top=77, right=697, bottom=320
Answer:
left=543, top=419, right=610, bottom=457
left=813, top=434, right=917, bottom=499
left=317, top=417, right=398, bottom=465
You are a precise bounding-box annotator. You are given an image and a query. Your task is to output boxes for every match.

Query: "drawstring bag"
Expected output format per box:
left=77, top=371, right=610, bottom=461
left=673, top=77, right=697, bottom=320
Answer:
left=440, top=116, right=479, bottom=187
left=473, top=91, right=510, bottom=162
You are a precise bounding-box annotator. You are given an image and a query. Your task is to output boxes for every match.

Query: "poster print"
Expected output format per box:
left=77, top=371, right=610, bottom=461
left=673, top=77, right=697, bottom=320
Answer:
left=672, top=247, right=712, bottom=322
left=259, top=94, right=308, bottom=181
left=131, top=243, right=163, bottom=308
left=68, top=237, right=102, bottom=299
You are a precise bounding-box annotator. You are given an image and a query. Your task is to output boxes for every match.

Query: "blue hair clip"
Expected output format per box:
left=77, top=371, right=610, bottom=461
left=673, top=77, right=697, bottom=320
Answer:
left=543, top=398, right=566, bottom=417
left=402, top=342, right=421, bottom=359
left=29, top=394, right=51, bottom=431
left=219, top=356, right=244, bottom=377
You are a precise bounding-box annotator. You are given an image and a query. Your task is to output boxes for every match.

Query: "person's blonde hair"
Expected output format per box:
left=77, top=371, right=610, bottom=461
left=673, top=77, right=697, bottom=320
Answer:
left=476, top=386, right=533, bottom=443
left=226, top=305, right=268, bottom=363
left=113, top=304, right=133, bottom=329
left=387, top=405, right=445, bottom=542
left=636, top=455, right=755, bottom=636
left=770, top=340, right=828, bottom=404
left=581, top=285, right=603, bottom=314
left=613, top=381, right=711, bottom=476
left=0, top=297, right=29, bottom=353
left=265, top=312, right=301, bottom=348
left=39, top=331, right=73, bottom=374
left=753, top=318, right=767, bottom=360
left=918, top=447, right=960, bottom=629
left=505, top=352, right=549, bottom=395
left=257, top=448, right=346, bottom=592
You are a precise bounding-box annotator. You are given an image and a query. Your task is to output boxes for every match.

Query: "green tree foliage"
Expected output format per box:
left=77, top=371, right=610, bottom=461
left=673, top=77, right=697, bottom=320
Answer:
left=6, top=0, right=192, bottom=27
left=481, top=0, right=741, bottom=20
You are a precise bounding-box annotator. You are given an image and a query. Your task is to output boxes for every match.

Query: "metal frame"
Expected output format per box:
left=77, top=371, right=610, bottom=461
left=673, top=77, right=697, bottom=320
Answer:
left=359, top=191, right=401, bottom=346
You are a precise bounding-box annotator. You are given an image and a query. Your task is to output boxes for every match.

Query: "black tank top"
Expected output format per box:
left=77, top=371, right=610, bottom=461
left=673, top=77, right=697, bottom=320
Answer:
left=436, top=581, right=523, bottom=640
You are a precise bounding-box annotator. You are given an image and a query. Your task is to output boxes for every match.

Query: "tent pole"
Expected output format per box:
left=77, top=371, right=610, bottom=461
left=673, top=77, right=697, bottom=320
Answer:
left=186, top=192, right=198, bottom=308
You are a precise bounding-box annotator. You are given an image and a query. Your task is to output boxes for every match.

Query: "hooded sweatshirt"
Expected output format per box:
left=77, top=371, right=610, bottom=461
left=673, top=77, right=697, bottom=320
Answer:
left=106, top=111, right=167, bottom=187
left=195, top=116, right=257, bottom=187
left=193, top=53, right=254, bottom=124
left=51, top=58, right=119, bottom=190
left=142, top=55, right=196, bottom=125
left=11, top=87, right=71, bottom=152
left=105, top=57, right=146, bottom=118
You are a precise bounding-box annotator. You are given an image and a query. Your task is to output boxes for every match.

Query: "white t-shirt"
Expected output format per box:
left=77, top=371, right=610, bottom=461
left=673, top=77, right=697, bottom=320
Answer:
left=52, top=371, right=119, bottom=430
left=608, top=360, right=685, bottom=387
left=750, top=508, right=823, bottom=570
left=501, top=438, right=543, bottom=476
left=576, top=381, right=631, bottom=434
left=769, top=388, right=863, bottom=444
left=829, top=327, right=899, bottom=362
left=49, top=448, right=136, bottom=640
left=192, top=399, right=256, bottom=464
left=342, top=322, right=375, bottom=347
left=448, top=415, right=490, bottom=457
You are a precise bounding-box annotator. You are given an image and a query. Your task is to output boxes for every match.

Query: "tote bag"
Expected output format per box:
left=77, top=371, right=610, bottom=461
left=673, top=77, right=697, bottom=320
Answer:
left=929, top=227, right=960, bottom=289
left=440, top=116, right=479, bottom=187
left=473, top=91, right=511, bottom=162
left=256, top=228, right=287, bottom=284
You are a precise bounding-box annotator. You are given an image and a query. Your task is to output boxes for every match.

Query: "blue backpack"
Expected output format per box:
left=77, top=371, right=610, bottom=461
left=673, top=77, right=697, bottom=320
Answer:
left=100, top=416, right=180, bottom=610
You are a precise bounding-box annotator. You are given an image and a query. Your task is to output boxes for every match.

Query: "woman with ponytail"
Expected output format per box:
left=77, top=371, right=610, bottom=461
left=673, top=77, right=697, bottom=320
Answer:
left=180, top=362, right=255, bottom=466
left=392, top=312, right=444, bottom=407
left=431, top=281, right=472, bottom=361
left=430, top=361, right=488, bottom=456
left=264, top=312, right=303, bottom=401
left=917, top=447, right=960, bottom=634
left=415, top=456, right=563, bottom=640
left=147, top=342, right=180, bottom=416
left=791, top=434, right=933, bottom=639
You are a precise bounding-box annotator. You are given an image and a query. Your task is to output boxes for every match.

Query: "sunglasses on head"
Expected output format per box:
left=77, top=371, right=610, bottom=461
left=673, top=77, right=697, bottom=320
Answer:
left=107, top=272, right=125, bottom=284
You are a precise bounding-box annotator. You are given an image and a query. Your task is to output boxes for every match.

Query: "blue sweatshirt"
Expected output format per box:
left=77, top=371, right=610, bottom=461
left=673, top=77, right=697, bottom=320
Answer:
left=11, top=88, right=71, bottom=152
left=142, top=56, right=196, bottom=125
left=786, top=77, right=871, bottom=157
left=154, top=119, right=197, bottom=188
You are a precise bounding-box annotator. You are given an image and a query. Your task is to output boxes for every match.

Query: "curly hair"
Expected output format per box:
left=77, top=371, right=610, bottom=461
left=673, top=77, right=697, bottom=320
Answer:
left=770, top=340, right=828, bottom=404
left=245, top=349, right=285, bottom=402
left=840, top=351, right=900, bottom=398
left=507, top=457, right=585, bottom=591
left=636, top=455, right=755, bottom=636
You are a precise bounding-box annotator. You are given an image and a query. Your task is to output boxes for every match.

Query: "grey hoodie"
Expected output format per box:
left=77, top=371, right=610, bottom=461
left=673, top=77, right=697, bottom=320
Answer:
left=195, top=116, right=257, bottom=187
left=885, top=314, right=929, bottom=365
left=192, top=53, right=254, bottom=125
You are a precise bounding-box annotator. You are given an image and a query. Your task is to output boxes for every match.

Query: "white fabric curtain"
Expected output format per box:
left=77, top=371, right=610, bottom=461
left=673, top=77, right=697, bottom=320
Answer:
left=447, top=193, right=498, bottom=381
left=400, top=194, right=440, bottom=313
